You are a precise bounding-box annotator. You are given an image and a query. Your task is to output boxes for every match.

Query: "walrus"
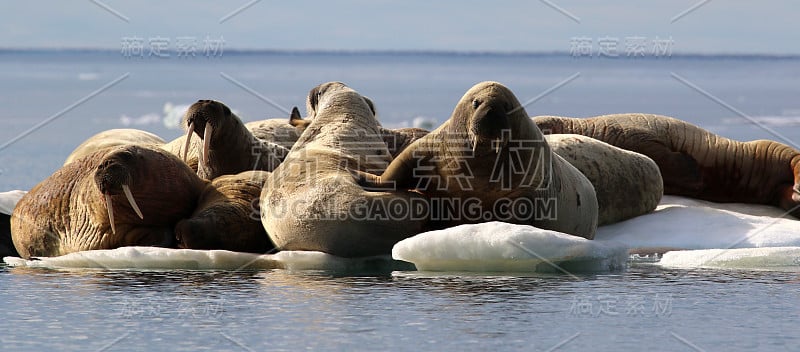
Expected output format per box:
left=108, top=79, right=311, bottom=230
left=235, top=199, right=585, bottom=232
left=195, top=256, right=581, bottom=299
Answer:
left=534, top=114, right=800, bottom=217
left=284, top=104, right=429, bottom=158
left=544, top=134, right=663, bottom=225
left=0, top=213, right=13, bottom=257
left=0, top=190, right=25, bottom=257
left=245, top=107, right=307, bottom=150
left=175, top=170, right=274, bottom=254
left=358, top=81, right=598, bottom=239
left=161, top=99, right=289, bottom=180
left=64, top=129, right=166, bottom=165
left=11, top=145, right=207, bottom=258
left=260, top=82, right=430, bottom=257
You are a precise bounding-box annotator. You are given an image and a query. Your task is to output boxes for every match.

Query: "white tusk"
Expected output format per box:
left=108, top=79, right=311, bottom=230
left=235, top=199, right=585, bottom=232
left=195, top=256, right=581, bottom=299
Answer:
left=122, top=184, right=144, bottom=220
left=183, top=121, right=194, bottom=162
left=495, top=138, right=501, bottom=154
left=471, top=135, right=478, bottom=154
left=202, top=122, right=213, bottom=171
left=104, top=194, right=116, bottom=234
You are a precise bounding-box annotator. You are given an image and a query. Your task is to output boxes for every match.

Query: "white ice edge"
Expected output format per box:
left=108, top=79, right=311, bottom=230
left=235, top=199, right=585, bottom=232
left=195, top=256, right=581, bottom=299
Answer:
left=3, top=195, right=800, bottom=272
left=658, top=247, right=800, bottom=270
left=3, top=247, right=405, bottom=272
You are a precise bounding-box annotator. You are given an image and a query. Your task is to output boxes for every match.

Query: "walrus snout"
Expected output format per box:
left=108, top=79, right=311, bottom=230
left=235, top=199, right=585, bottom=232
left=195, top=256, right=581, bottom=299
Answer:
left=95, top=162, right=131, bottom=195
left=185, top=100, right=231, bottom=136
left=183, top=100, right=232, bottom=169
left=471, top=102, right=511, bottom=150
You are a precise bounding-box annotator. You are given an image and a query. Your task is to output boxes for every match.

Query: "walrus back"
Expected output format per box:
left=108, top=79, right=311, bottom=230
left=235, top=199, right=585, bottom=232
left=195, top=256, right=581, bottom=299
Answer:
left=533, top=113, right=796, bottom=204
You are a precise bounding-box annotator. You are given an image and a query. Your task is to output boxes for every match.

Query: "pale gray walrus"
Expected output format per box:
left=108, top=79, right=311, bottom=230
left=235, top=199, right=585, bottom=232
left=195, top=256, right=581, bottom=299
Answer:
left=262, top=103, right=430, bottom=159
left=260, top=82, right=430, bottom=257
left=175, top=170, right=275, bottom=254
left=245, top=107, right=307, bottom=150
left=534, top=114, right=800, bottom=218
left=545, top=134, right=663, bottom=225
left=12, top=145, right=207, bottom=258
left=358, top=81, right=598, bottom=239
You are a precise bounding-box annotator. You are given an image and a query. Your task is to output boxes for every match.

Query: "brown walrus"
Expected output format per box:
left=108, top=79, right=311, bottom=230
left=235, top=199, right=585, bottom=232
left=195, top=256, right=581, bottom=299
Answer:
left=260, top=82, right=430, bottom=257
left=358, top=81, right=598, bottom=239
left=162, top=99, right=289, bottom=180
left=544, top=134, right=663, bottom=225
left=175, top=170, right=274, bottom=254
left=0, top=213, right=13, bottom=257
left=0, top=190, right=25, bottom=257
left=11, top=145, right=207, bottom=258
left=381, top=127, right=429, bottom=159
left=533, top=113, right=800, bottom=217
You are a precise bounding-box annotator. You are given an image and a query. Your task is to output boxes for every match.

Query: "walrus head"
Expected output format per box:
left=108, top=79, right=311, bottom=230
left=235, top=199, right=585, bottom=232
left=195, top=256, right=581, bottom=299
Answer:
left=94, top=147, right=146, bottom=234
left=181, top=99, right=234, bottom=176
left=306, top=82, right=377, bottom=119
left=452, top=81, right=528, bottom=154
left=779, top=154, right=800, bottom=217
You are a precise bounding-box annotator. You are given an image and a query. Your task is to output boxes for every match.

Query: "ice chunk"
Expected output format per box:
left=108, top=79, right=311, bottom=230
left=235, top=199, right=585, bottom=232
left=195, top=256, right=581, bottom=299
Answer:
left=392, top=222, right=629, bottom=273
left=595, top=196, right=800, bottom=252
left=658, top=247, right=800, bottom=270
left=0, top=190, right=26, bottom=215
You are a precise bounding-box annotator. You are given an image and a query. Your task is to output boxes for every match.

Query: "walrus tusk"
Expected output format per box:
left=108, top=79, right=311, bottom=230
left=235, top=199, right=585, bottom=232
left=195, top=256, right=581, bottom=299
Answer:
left=495, top=138, right=501, bottom=154
left=183, top=121, right=194, bottom=161
left=201, top=122, right=213, bottom=171
left=470, top=135, right=478, bottom=154
left=104, top=193, right=116, bottom=234
left=122, top=184, right=144, bottom=220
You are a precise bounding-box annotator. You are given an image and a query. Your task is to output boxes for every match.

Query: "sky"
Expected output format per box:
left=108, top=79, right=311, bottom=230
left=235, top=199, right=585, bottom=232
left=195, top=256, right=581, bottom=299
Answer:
left=1, top=0, right=799, bottom=54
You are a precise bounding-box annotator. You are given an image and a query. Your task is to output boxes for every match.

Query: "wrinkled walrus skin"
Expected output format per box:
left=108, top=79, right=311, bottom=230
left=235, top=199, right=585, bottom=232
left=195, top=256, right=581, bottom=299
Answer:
left=261, top=82, right=430, bottom=257
left=534, top=113, right=800, bottom=217
left=175, top=170, right=274, bottom=254
left=359, top=82, right=599, bottom=239
left=11, top=145, right=207, bottom=258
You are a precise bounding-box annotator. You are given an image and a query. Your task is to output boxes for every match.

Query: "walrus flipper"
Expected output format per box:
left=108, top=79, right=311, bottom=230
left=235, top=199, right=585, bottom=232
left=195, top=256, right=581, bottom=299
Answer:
left=372, top=138, right=435, bottom=191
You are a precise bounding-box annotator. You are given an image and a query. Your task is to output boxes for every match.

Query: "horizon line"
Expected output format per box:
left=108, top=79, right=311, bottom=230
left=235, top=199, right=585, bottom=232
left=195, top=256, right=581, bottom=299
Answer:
left=1, top=47, right=799, bottom=60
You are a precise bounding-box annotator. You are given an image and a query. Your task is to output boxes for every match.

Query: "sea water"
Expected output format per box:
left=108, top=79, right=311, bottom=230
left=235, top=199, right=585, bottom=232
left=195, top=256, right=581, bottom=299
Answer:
left=1, top=50, right=799, bottom=351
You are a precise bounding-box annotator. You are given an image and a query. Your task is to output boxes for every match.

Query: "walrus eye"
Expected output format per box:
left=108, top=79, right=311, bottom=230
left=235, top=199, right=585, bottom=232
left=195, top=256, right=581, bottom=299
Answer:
left=472, top=99, right=480, bottom=109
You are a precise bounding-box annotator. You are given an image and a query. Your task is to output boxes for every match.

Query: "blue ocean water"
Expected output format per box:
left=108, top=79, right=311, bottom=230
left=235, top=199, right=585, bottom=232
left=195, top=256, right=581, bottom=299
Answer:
left=1, top=50, right=799, bottom=351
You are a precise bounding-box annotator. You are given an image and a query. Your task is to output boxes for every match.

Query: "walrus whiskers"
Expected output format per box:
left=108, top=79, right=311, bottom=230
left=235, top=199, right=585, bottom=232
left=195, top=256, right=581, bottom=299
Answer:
left=104, top=193, right=116, bottom=234
left=122, top=184, right=144, bottom=220
left=183, top=121, right=194, bottom=161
